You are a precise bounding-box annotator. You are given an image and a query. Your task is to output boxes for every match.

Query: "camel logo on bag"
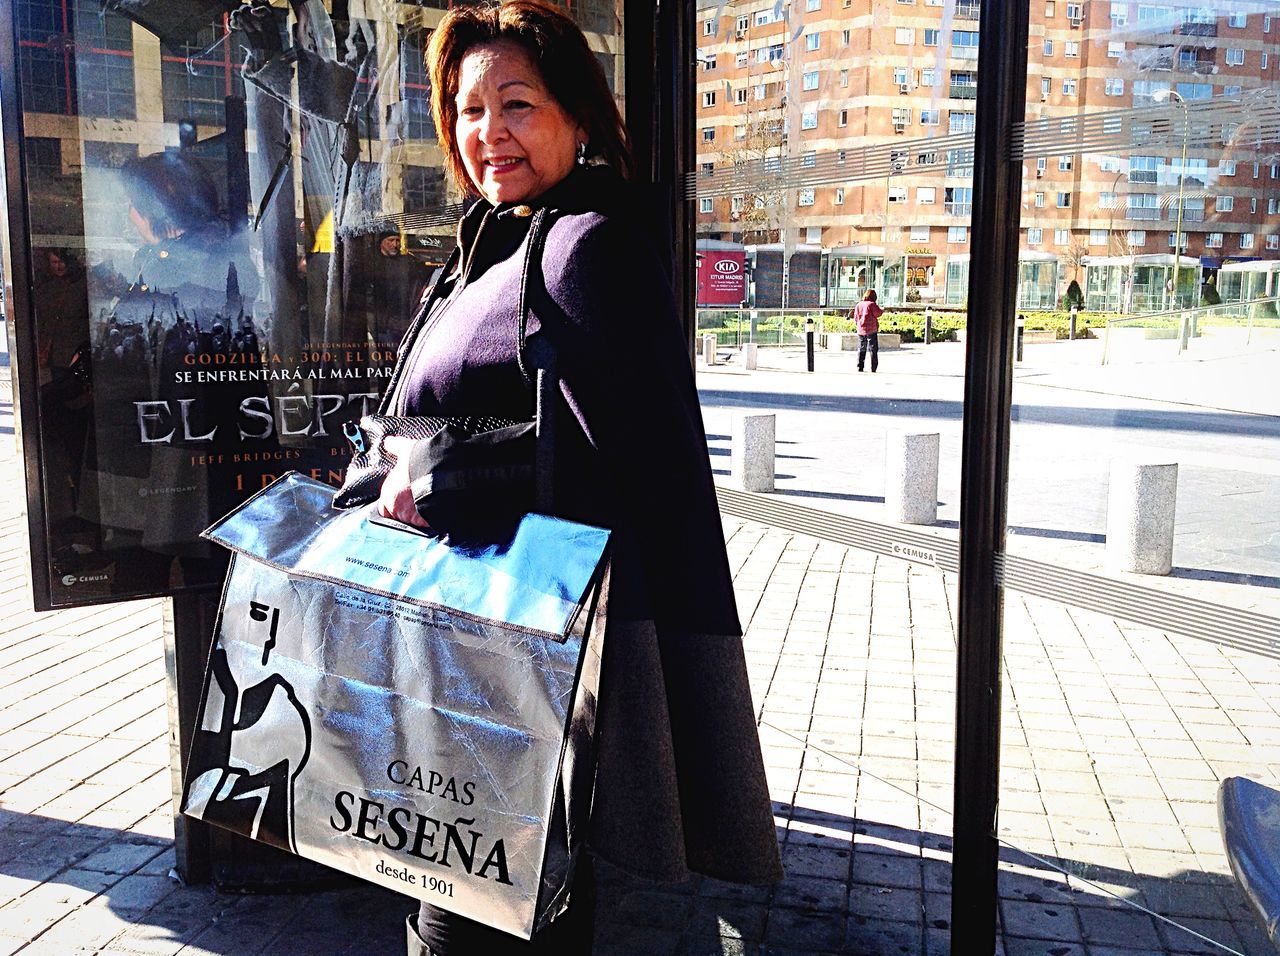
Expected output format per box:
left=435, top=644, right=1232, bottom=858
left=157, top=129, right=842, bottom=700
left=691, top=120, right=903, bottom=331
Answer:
left=181, top=601, right=311, bottom=853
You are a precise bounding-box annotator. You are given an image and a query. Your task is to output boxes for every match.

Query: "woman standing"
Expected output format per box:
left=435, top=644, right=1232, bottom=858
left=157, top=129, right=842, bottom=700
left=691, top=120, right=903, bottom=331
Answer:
left=375, top=3, right=782, bottom=952
left=852, top=288, right=884, bottom=373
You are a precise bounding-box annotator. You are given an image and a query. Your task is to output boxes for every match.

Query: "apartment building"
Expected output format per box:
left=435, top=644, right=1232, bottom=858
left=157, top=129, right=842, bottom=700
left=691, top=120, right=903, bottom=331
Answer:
left=695, top=0, right=1280, bottom=309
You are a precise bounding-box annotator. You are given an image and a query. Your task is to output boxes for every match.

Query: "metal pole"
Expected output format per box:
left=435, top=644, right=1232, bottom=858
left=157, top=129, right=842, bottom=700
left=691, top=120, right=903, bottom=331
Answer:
left=952, top=0, right=1029, bottom=949
left=925, top=306, right=933, bottom=345
left=1069, top=304, right=1078, bottom=340
left=805, top=318, right=815, bottom=372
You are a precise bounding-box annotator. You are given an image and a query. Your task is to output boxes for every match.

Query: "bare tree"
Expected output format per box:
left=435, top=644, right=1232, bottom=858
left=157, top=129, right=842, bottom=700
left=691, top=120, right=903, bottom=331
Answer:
left=717, top=118, right=787, bottom=245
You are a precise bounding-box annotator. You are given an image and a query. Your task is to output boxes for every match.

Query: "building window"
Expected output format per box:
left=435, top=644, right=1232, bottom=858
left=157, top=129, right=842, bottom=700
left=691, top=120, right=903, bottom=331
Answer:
left=731, top=196, right=744, bottom=214
left=798, top=188, right=815, bottom=206
left=921, top=68, right=937, bottom=86
left=1268, top=235, right=1280, bottom=250
left=734, top=125, right=746, bottom=140
left=893, top=107, right=912, bottom=127
left=924, top=29, right=940, bottom=46
left=163, top=21, right=244, bottom=125
left=702, top=55, right=717, bottom=71
left=949, top=111, right=976, bottom=133
left=806, top=32, right=820, bottom=51
left=1127, top=230, right=1146, bottom=246
left=1059, top=155, right=1073, bottom=171
left=1064, top=40, right=1080, bottom=57
left=699, top=198, right=714, bottom=213
left=896, top=27, right=914, bottom=44
left=1046, top=1, right=1055, bottom=14
left=1269, top=198, right=1280, bottom=214
left=1267, top=15, right=1273, bottom=32
left=840, top=70, right=850, bottom=87
left=805, top=226, right=823, bottom=243
left=842, top=29, right=851, bottom=46
left=920, top=109, right=940, bottom=125
left=1263, top=52, right=1270, bottom=69
left=807, top=0, right=821, bottom=10
left=909, top=225, right=929, bottom=242
left=1107, top=41, right=1125, bottom=58
left=1168, top=232, right=1186, bottom=249
left=1027, top=227, right=1043, bottom=245
left=948, top=226, right=968, bottom=243
left=1221, top=160, right=1237, bottom=176
left=1043, top=39, right=1053, bottom=56
left=1062, top=78, right=1077, bottom=95
left=1056, top=192, right=1071, bottom=208
left=1228, top=11, right=1247, bottom=27
left=918, top=186, right=936, bottom=204
left=803, top=71, right=819, bottom=90
left=1226, top=49, right=1245, bottom=67
left=702, top=91, right=716, bottom=107
left=888, top=186, right=908, bottom=203
left=703, top=19, right=716, bottom=35
left=1054, top=229, right=1070, bottom=245
left=802, top=152, right=817, bottom=168
left=1034, top=191, right=1045, bottom=207
left=838, top=109, right=848, bottom=127
left=736, top=15, right=748, bottom=32
left=954, top=31, right=980, bottom=58
left=1205, top=232, right=1223, bottom=248
left=1110, top=2, right=1127, bottom=25
left=1066, top=2, right=1082, bottom=20
left=802, top=111, right=818, bottom=130
left=755, top=10, right=775, bottom=25
left=1240, top=233, right=1255, bottom=249
left=895, top=66, right=911, bottom=85
left=1100, top=191, right=1117, bottom=209
left=702, top=127, right=715, bottom=142
left=1216, top=195, right=1234, bottom=212
left=945, top=186, right=973, bottom=214
left=1127, top=193, right=1159, bottom=218
left=1089, top=229, right=1108, bottom=245
left=834, top=188, right=844, bottom=205
left=1129, top=155, right=1159, bottom=183
left=736, top=52, right=748, bottom=67
left=735, top=88, right=748, bottom=104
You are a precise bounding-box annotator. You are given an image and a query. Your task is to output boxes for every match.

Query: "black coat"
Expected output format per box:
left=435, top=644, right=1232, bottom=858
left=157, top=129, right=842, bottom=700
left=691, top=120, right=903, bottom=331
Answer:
left=388, top=167, right=782, bottom=885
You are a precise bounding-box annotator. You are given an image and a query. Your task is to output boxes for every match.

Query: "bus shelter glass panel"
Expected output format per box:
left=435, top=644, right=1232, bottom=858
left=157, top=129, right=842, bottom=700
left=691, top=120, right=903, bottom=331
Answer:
left=998, top=3, right=1280, bottom=953
left=692, top=0, right=980, bottom=947
left=9, top=0, right=624, bottom=607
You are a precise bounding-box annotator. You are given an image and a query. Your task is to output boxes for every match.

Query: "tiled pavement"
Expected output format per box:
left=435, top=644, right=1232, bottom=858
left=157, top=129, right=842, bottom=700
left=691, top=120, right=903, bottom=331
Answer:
left=1, top=436, right=1279, bottom=953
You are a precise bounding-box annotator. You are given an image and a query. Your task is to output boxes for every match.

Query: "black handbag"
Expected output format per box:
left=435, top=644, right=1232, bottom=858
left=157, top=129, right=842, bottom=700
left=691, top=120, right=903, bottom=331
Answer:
left=333, top=207, right=558, bottom=520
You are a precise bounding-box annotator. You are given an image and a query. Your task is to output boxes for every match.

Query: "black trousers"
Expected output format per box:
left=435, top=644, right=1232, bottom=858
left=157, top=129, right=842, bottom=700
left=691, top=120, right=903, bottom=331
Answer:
left=858, top=333, right=879, bottom=371
left=412, top=855, right=595, bottom=955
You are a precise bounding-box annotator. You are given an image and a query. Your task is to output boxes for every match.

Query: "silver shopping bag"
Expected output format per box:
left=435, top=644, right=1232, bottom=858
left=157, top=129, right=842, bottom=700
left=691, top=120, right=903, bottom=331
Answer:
left=180, top=472, right=609, bottom=940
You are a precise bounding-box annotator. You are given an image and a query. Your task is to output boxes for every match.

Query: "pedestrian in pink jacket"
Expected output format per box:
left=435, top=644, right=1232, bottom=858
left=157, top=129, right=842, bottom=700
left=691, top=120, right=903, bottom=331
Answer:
left=851, top=289, right=884, bottom=372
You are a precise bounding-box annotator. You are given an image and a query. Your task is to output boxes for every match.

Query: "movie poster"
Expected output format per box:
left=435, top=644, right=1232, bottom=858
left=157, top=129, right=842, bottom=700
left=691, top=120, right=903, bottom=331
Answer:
left=17, top=0, right=456, bottom=606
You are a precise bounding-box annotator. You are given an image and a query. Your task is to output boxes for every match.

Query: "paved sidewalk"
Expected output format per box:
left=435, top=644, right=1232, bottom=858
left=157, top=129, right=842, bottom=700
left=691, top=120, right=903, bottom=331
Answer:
left=2, top=433, right=1279, bottom=952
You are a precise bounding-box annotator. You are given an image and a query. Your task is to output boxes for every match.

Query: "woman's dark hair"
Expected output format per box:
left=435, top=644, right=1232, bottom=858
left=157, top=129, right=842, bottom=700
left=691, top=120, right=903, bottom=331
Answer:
left=865, top=289, right=877, bottom=302
left=120, top=151, right=221, bottom=236
left=426, top=0, right=633, bottom=194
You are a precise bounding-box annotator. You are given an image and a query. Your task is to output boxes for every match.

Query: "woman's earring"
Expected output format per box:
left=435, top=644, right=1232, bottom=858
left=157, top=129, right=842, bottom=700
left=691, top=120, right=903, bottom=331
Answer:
left=576, top=141, right=587, bottom=166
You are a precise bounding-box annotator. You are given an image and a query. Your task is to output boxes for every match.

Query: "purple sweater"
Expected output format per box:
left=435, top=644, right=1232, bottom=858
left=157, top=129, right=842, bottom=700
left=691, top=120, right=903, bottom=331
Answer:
left=387, top=168, right=741, bottom=636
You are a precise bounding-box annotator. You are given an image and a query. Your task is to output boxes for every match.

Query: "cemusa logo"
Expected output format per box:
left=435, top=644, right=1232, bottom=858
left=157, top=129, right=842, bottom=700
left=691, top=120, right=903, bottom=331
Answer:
left=62, top=573, right=109, bottom=586
left=713, top=259, right=742, bottom=274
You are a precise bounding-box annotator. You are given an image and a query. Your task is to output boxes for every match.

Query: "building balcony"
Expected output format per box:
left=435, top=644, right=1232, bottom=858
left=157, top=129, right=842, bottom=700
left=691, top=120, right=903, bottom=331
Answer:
left=955, top=1, right=981, bottom=19
left=1179, top=20, right=1217, bottom=37
left=949, top=84, right=977, bottom=99
left=944, top=201, right=972, bottom=216
left=1125, top=207, right=1162, bottom=221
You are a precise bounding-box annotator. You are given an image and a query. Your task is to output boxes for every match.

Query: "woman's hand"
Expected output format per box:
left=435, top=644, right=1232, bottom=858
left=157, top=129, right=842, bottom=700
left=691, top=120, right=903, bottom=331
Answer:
left=377, top=436, right=431, bottom=528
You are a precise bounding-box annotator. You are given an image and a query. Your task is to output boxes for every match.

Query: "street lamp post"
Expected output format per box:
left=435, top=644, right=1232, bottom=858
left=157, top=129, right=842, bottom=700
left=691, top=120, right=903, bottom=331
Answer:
left=1153, top=89, right=1189, bottom=321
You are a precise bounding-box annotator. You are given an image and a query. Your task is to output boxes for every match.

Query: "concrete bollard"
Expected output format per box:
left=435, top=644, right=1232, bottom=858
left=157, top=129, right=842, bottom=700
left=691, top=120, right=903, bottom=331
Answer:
left=884, top=431, right=940, bottom=525
left=1106, top=459, right=1178, bottom=575
left=702, top=333, right=718, bottom=365
left=743, top=342, right=759, bottom=370
left=731, top=413, right=775, bottom=493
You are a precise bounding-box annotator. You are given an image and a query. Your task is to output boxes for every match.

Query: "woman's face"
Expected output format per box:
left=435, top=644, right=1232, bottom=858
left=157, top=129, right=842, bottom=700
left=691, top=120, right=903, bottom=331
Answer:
left=455, top=40, right=583, bottom=205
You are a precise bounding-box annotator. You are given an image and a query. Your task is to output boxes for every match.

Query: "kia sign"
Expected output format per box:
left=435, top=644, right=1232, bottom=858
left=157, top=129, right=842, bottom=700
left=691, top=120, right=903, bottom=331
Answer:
left=697, top=250, right=747, bottom=305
